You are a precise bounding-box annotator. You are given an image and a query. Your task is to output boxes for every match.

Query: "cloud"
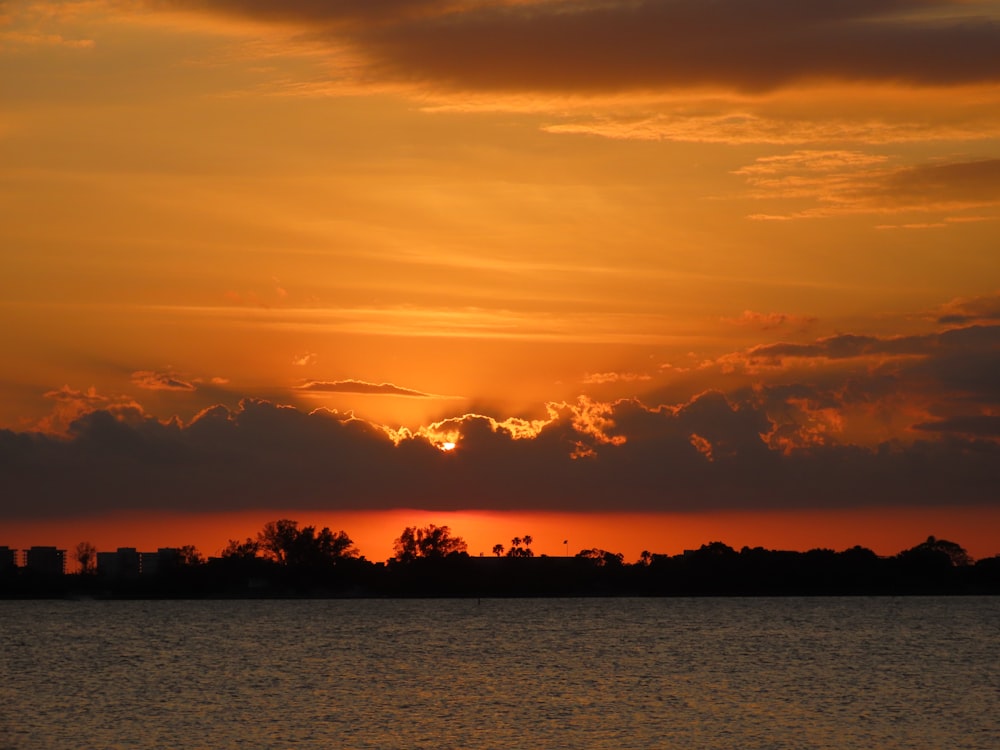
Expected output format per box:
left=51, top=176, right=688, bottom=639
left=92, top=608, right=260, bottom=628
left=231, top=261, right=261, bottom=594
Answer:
left=734, top=149, right=891, bottom=178
left=35, top=386, right=144, bottom=436
left=359, top=0, right=1000, bottom=94
left=742, top=334, right=930, bottom=364
left=168, top=0, right=453, bottom=28
left=875, top=222, right=948, bottom=230
left=292, top=352, right=317, bottom=366
left=738, top=153, right=1000, bottom=220
left=867, top=159, right=1000, bottom=209
left=717, top=324, right=1000, bottom=411
left=42, top=385, right=108, bottom=405
left=295, top=379, right=431, bottom=397
left=6, top=301, right=997, bottom=522
left=904, top=326, right=1000, bottom=406
left=937, top=292, right=1000, bottom=325
left=913, top=415, right=1000, bottom=437
left=541, top=109, right=1000, bottom=146
left=583, top=371, right=652, bottom=385
left=0, top=30, right=95, bottom=48
left=131, top=370, right=197, bottom=392
left=735, top=324, right=1000, bottom=366
left=162, top=0, right=1000, bottom=94
left=2, top=391, right=997, bottom=522
left=697, top=322, right=1000, bottom=455
left=722, top=310, right=818, bottom=331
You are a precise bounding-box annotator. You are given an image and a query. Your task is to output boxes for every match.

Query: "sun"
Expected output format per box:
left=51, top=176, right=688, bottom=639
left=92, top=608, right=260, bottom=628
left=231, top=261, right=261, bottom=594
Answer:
left=440, top=441, right=457, bottom=452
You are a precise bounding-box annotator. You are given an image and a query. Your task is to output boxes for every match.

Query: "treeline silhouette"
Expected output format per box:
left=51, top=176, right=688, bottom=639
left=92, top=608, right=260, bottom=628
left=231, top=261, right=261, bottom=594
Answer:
left=2, top=521, right=999, bottom=598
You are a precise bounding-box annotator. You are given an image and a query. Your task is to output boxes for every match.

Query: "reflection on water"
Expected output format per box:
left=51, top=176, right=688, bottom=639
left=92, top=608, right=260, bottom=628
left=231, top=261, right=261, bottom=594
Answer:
left=1, top=597, right=997, bottom=749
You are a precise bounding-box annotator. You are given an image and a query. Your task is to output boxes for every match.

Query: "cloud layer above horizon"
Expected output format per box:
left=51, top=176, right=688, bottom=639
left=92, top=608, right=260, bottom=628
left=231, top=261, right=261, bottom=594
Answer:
left=4, top=313, right=998, bottom=521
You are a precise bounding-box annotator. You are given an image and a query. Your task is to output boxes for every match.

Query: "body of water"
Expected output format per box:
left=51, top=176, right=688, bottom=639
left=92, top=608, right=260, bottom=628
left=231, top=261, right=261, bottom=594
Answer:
left=1, top=597, right=998, bottom=749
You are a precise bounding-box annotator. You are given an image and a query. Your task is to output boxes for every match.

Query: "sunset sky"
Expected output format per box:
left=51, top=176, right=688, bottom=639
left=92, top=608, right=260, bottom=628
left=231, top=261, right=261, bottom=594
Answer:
left=2, top=0, right=999, bottom=565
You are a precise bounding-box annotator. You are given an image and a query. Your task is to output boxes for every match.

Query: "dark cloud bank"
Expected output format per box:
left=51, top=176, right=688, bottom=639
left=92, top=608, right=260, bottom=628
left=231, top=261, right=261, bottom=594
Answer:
left=172, top=0, right=1000, bottom=92
left=3, top=326, right=999, bottom=520
left=0, top=394, right=996, bottom=521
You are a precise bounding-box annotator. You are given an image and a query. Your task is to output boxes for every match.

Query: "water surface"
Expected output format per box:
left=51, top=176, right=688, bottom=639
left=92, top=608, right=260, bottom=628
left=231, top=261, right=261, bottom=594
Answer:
left=2, top=597, right=997, bottom=748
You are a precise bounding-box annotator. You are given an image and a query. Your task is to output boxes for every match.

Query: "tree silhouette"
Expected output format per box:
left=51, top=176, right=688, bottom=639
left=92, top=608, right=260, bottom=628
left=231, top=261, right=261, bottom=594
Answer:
left=177, top=545, right=204, bottom=566
left=505, top=534, right=535, bottom=557
left=258, top=519, right=357, bottom=567
left=258, top=519, right=300, bottom=565
left=222, top=537, right=261, bottom=560
left=492, top=543, right=505, bottom=557
left=309, top=527, right=357, bottom=564
left=696, top=541, right=738, bottom=557
left=75, top=541, right=97, bottom=575
left=576, top=548, right=624, bottom=567
left=393, top=524, right=467, bottom=562
left=898, top=535, right=973, bottom=568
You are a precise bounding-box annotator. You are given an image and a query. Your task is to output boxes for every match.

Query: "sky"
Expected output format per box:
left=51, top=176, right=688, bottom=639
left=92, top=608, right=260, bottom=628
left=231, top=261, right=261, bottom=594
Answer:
left=2, top=0, right=999, bottom=565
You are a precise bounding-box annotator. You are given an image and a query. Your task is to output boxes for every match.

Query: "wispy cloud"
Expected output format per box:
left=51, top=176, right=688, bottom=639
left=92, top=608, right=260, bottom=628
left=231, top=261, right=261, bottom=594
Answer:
left=36, top=385, right=140, bottom=436
left=542, top=108, right=1000, bottom=146
left=737, top=152, right=1000, bottom=220
left=936, top=292, right=1000, bottom=324
left=295, top=379, right=432, bottom=397
left=0, top=30, right=94, bottom=48
left=157, top=303, right=691, bottom=345
left=583, top=372, right=652, bottom=385
left=722, top=310, right=818, bottom=331
left=42, top=384, right=108, bottom=405
left=131, top=370, right=197, bottom=392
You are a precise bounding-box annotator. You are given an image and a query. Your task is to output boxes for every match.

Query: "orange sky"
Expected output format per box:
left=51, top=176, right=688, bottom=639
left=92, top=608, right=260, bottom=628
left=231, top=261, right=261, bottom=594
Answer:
left=1, top=0, right=999, bottom=564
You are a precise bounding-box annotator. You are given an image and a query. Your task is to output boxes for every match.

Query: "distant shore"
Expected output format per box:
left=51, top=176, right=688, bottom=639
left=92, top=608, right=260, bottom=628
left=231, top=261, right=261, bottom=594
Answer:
left=4, top=545, right=999, bottom=599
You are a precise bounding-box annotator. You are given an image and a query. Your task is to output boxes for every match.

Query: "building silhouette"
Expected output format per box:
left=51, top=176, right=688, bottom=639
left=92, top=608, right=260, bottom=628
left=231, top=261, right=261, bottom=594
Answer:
left=0, top=546, right=17, bottom=574
left=97, top=547, right=141, bottom=579
left=97, top=547, right=182, bottom=579
left=24, top=547, right=66, bottom=576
